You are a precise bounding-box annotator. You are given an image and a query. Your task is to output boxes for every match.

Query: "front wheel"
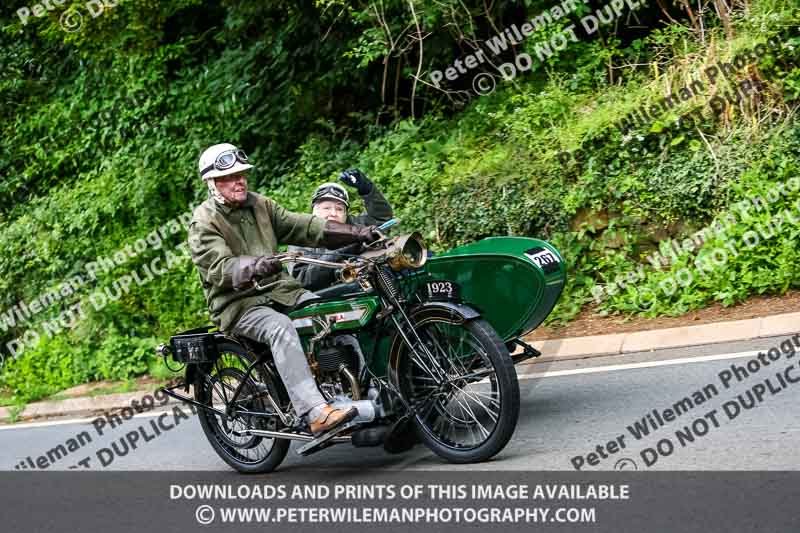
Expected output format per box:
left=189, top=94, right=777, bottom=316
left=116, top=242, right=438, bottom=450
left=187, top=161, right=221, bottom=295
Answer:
left=396, top=315, right=520, bottom=463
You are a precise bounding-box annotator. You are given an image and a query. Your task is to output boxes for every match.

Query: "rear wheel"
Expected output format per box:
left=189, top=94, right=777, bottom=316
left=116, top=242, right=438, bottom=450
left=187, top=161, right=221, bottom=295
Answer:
left=194, top=341, right=291, bottom=473
left=396, top=315, right=519, bottom=463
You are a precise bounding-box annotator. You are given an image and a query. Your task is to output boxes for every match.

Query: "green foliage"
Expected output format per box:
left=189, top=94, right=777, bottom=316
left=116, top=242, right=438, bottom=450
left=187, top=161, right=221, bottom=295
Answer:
left=595, top=124, right=800, bottom=317
left=0, top=325, right=160, bottom=400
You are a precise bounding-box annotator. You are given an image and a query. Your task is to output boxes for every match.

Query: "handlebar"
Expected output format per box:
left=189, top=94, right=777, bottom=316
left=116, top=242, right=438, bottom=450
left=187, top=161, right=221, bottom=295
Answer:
left=253, top=253, right=360, bottom=290
left=377, top=218, right=400, bottom=232
left=252, top=223, right=411, bottom=290
left=275, top=253, right=354, bottom=270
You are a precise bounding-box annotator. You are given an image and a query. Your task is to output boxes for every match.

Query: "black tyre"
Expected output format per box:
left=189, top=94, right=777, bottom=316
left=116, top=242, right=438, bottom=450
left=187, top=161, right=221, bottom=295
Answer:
left=194, top=341, right=291, bottom=474
left=396, top=315, right=520, bottom=463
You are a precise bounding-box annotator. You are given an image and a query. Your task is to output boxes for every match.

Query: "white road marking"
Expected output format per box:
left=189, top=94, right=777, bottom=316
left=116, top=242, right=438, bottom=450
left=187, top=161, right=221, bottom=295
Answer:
left=0, top=408, right=183, bottom=431
left=517, top=350, right=757, bottom=379
left=0, top=350, right=764, bottom=431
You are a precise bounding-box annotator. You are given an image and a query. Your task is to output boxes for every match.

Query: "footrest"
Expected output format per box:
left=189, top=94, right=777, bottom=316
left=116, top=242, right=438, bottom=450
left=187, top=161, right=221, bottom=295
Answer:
left=296, top=420, right=359, bottom=456
left=508, top=338, right=541, bottom=364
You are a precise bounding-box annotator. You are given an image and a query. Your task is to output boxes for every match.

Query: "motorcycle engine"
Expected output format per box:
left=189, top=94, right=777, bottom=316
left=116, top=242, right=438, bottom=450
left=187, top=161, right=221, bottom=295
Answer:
left=315, top=336, right=391, bottom=423
left=316, top=336, right=362, bottom=401
left=317, top=341, right=358, bottom=373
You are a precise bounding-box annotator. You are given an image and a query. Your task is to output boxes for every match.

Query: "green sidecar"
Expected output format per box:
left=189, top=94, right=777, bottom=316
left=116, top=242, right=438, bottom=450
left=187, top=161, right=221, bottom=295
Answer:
left=423, top=236, right=566, bottom=341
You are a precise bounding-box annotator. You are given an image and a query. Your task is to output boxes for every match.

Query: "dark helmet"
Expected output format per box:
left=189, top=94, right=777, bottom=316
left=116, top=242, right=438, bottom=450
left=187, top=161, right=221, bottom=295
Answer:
left=311, top=182, right=349, bottom=209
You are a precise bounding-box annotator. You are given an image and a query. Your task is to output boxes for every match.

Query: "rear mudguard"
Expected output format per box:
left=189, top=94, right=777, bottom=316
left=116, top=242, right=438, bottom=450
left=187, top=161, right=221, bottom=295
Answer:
left=386, top=301, right=482, bottom=388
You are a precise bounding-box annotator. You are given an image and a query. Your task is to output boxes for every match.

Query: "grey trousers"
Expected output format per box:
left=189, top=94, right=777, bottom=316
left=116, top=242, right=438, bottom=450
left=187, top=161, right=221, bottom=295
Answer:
left=231, top=292, right=326, bottom=418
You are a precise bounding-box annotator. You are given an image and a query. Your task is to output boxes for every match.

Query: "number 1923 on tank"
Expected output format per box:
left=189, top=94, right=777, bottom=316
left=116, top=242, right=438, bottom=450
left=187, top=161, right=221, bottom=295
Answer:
left=424, top=280, right=461, bottom=301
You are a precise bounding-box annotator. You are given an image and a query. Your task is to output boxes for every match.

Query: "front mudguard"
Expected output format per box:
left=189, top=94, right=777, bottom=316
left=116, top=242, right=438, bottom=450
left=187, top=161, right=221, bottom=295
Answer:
left=404, top=300, right=481, bottom=324
left=386, top=301, right=482, bottom=390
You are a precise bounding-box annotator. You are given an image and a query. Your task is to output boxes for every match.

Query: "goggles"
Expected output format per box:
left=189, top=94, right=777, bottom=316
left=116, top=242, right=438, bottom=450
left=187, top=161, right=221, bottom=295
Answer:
left=311, top=184, right=350, bottom=208
left=200, top=149, right=249, bottom=178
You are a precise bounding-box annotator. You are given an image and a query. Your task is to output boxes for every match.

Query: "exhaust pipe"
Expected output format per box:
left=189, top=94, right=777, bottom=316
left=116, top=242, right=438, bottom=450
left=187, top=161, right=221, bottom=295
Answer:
left=233, top=428, right=351, bottom=443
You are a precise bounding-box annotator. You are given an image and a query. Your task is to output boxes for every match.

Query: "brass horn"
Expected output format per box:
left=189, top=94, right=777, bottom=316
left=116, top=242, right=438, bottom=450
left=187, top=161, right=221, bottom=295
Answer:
left=336, top=263, right=359, bottom=283
left=362, top=232, right=427, bottom=271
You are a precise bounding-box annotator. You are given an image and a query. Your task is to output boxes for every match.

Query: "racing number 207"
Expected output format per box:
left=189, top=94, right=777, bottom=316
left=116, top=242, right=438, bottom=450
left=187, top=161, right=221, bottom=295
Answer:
left=531, top=252, right=557, bottom=267
left=524, top=248, right=560, bottom=273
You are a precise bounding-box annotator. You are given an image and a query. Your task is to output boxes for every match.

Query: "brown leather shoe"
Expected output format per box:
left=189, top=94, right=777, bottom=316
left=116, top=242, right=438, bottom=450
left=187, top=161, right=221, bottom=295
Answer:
left=308, top=405, right=358, bottom=436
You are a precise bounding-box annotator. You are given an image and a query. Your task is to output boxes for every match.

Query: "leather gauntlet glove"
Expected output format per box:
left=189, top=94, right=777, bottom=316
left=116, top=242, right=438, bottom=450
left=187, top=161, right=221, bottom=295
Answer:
left=320, top=221, right=381, bottom=249
left=231, top=255, right=282, bottom=290
left=338, top=168, right=373, bottom=196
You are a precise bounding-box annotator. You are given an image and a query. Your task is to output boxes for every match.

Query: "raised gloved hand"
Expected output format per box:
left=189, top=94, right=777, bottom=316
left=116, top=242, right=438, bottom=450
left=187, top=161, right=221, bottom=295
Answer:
left=338, top=168, right=373, bottom=196
left=321, top=221, right=381, bottom=249
left=232, top=255, right=282, bottom=290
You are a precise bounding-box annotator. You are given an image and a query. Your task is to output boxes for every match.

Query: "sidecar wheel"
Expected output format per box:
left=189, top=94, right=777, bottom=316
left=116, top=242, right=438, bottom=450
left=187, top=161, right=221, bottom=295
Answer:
left=195, top=341, right=291, bottom=474
left=397, top=317, right=520, bottom=464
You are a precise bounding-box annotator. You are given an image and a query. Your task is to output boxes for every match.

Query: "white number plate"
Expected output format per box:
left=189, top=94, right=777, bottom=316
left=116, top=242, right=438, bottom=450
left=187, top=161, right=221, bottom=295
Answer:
left=525, top=249, right=560, bottom=270
left=424, top=280, right=460, bottom=301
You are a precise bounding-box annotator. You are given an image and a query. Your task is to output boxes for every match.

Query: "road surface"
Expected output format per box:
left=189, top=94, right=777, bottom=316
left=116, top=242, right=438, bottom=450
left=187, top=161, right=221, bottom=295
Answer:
left=2, top=335, right=798, bottom=472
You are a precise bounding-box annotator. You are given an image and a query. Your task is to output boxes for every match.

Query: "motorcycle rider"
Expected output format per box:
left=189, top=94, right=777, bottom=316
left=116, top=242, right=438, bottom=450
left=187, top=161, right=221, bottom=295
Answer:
left=188, top=143, right=381, bottom=436
left=287, top=169, right=393, bottom=290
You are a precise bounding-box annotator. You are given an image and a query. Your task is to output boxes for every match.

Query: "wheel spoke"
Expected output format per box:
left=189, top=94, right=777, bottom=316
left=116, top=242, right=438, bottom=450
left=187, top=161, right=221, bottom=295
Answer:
left=430, top=323, right=466, bottom=374
left=463, top=388, right=501, bottom=408
left=449, top=368, right=494, bottom=383
left=448, top=392, right=490, bottom=438
left=455, top=387, right=499, bottom=423
left=408, top=343, right=446, bottom=383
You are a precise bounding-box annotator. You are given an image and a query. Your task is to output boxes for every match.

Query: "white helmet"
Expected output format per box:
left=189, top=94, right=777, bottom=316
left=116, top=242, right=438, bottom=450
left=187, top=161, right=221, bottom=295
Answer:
left=199, top=143, right=253, bottom=205
left=198, top=143, right=253, bottom=180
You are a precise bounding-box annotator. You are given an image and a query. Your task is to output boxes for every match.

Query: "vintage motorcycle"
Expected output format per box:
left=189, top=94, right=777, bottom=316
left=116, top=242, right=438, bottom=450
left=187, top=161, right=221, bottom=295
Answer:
left=157, top=221, right=565, bottom=473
